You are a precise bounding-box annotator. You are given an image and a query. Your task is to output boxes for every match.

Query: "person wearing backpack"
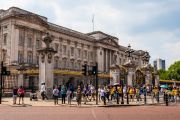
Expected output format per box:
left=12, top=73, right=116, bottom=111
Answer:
left=53, top=86, right=59, bottom=105
left=18, top=86, right=25, bottom=105
left=61, top=85, right=66, bottom=104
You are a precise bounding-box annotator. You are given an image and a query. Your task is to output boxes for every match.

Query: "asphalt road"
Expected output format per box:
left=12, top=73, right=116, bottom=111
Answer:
left=0, top=106, right=179, bottom=120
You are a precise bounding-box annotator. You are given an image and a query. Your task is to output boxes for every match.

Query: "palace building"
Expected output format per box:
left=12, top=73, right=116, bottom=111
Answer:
left=0, top=7, right=149, bottom=91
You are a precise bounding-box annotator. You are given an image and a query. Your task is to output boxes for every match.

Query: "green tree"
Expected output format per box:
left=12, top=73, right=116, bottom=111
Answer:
left=167, top=61, right=180, bottom=81
left=158, top=69, right=168, bottom=80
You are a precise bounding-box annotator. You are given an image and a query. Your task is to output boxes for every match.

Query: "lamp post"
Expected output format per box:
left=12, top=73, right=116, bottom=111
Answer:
left=37, top=32, right=57, bottom=97
left=141, top=51, right=151, bottom=105
left=121, top=75, right=124, bottom=104
left=123, top=44, right=136, bottom=104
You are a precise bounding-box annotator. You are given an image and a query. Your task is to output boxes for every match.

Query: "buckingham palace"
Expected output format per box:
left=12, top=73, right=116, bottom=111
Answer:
left=0, top=7, right=152, bottom=91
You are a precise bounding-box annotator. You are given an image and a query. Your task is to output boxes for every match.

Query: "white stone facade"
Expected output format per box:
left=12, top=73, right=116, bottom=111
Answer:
left=0, top=7, right=149, bottom=89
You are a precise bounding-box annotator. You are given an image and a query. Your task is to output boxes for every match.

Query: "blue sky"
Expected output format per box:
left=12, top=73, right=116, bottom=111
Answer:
left=1, top=0, right=180, bottom=69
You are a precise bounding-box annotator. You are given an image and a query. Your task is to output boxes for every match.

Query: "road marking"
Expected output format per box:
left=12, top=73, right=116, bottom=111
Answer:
left=91, top=108, right=97, bottom=120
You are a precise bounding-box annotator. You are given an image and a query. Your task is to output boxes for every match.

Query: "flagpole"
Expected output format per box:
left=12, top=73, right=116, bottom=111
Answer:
left=92, top=14, right=94, bottom=32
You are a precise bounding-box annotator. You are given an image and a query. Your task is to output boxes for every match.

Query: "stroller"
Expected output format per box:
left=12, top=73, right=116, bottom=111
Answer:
left=30, top=89, right=38, bottom=101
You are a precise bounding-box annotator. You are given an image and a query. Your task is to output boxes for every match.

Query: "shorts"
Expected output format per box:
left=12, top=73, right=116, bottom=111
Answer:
left=19, top=94, right=24, bottom=97
left=13, top=95, right=17, bottom=98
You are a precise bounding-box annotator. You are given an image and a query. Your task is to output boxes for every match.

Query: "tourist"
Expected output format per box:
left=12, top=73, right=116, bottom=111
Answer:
left=66, top=88, right=72, bottom=105
left=76, top=85, right=82, bottom=106
left=58, top=85, right=61, bottom=98
left=12, top=86, right=18, bottom=104
left=17, top=86, right=25, bottom=105
left=40, top=82, right=48, bottom=100
left=53, top=86, right=59, bottom=105
left=61, top=85, right=66, bottom=104
left=100, top=87, right=106, bottom=105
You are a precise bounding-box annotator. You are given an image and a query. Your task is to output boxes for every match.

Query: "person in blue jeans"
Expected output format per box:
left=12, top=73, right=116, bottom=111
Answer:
left=61, top=85, right=66, bottom=104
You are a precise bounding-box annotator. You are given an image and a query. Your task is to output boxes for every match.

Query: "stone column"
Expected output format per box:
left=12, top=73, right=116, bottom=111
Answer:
left=18, top=74, right=23, bottom=87
left=145, top=71, right=152, bottom=85
left=127, top=69, right=133, bottom=86
left=38, top=33, right=57, bottom=98
left=110, top=69, right=120, bottom=85
left=155, top=75, right=159, bottom=86
left=39, top=53, right=54, bottom=97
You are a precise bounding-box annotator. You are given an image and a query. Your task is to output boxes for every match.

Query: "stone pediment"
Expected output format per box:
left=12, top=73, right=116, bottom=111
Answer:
left=14, top=13, right=48, bottom=27
left=99, top=37, right=119, bottom=47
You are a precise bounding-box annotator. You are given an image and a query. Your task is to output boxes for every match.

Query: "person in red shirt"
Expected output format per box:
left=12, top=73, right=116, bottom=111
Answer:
left=18, top=86, right=25, bottom=105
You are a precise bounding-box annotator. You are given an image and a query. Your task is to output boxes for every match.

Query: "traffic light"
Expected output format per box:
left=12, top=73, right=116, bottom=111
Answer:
left=92, top=66, right=97, bottom=75
left=88, top=65, right=97, bottom=75
left=82, top=64, right=87, bottom=76
left=1, top=67, right=10, bottom=76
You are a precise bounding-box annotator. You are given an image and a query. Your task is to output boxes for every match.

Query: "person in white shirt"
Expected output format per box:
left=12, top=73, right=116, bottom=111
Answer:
left=66, top=88, right=72, bottom=105
left=40, top=83, right=48, bottom=100
left=53, top=86, right=59, bottom=105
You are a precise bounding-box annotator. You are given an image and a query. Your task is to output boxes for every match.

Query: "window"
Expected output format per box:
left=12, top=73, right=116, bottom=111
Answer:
left=63, top=45, right=66, bottom=55
left=36, top=54, right=39, bottom=65
left=2, top=50, right=7, bottom=61
left=70, top=61, right=74, bottom=69
left=62, top=59, right=67, bottom=69
left=27, top=51, right=33, bottom=63
left=77, top=62, right=81, bottom=70
left=84, top=50, right=87, bottom=59
left=71, top=47, right=74, bottom=56
left=18, top=51, right=24, bottom=63
left=54, top=43, right=59, bottom=51
left=27, top=37, right=32, bottom=48
left=54, top=57, right=59, bottom=68
left=119, top=58, right=121, bottom=64
left=78, top=49, right=81, bottom=58
left=3, top=33, right=7, bottom=45
left=59, top=44, right=62, bottom=53
left=90, top=51, right=93, bottom=60
left=19, top=29, right=25, bottom=46
left=36, top=40, right=40, bottom=49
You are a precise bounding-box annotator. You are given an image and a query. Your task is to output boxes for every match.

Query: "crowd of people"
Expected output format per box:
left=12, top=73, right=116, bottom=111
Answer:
left=12, top=83, right=180, bottom=106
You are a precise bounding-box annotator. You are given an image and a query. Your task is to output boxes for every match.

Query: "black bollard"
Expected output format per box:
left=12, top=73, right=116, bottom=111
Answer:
left=126, top=92, right=129, bottom=104
left=157, top=92, right=159, bottom=103
left=165, top=93, right=168, bottom=106
left=144, top=87, right=147, bottom=105
left=144, top=92, right=147, bottom=104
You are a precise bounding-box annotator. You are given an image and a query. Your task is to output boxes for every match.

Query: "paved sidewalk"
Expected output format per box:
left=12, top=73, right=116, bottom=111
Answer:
left=0, top=97, right=179, bottom=107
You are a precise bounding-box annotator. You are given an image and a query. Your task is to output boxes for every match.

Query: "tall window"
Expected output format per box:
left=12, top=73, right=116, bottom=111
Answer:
left=70, top=61, right=74, bottom=69
left=90, top=52, right=93, bottom=60
left=77, top=62, right=81, bottom=70
left=27, top=37, right=32, bottom=48
left=36, top=54, right=39, bottom=65
left=54, top=57, right=59, bottom=69
left=19, top=29, right=25, bottom=46
left=71, top=47, right=74, bottom=56
left=36, top=39, right=40, bottom=49
left=84, top=50, right=87, bottom=59
left=54, top=43, right=59, bottom=52
left=78, top=49, right=81, bottom=58
left=18, top=51, right=24, bottom=63
left=27, top=51, right=33, bottom=63
left=2, top=50, right=7, bottom=61
left=63, top=45, right=66, bottom=55
left=62, top=59, right=66, bottom=69
left=3, top=33, right=7, bottom=45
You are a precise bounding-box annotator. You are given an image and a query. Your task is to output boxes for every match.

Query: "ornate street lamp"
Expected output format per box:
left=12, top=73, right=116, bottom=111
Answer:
left=123, top=44, right=136, bottom=104
left=141, top=51, right=151, bottom=105
left=37, top=32, right=57, bottom=97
